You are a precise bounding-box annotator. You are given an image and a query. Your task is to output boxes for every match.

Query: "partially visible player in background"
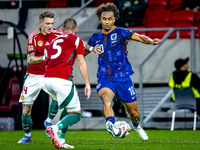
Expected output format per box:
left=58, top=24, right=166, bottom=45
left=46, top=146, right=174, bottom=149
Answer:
left=44, top=27, right=99, bottom=137
left=44, top=18, right=91, bottom=149
left=18, top=10, right=62, bottom=144
left=88, top=3, right=162, bottom=140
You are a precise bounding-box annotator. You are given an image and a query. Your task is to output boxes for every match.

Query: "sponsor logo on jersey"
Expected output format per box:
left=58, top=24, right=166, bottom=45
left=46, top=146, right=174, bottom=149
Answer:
left=45, top=42, right=50, bottom=45
left=96, top=40, right=101, bottom=43
left=37, top=40, right=43, bottom=47
left=28, top=45, right=34, bottom=51
left=20, top=95, right=25, bottom=100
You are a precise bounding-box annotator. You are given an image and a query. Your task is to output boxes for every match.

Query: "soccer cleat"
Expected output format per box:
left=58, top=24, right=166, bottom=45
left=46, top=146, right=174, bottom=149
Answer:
left=18, top=135, right=32, bottom=143
left=106, top=121, right=118, bottom=139
left=131, top=124, right=148, bottom=141
left=46, top=126, right=60, bottom=149
left=44, top=119, right=52, bottom=138
left=57, top=138, right=74, bottom=149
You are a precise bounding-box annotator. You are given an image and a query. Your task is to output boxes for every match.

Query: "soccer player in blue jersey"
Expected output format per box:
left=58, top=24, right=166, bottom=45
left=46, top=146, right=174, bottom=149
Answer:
left=87, top=3, right=162, bottom=141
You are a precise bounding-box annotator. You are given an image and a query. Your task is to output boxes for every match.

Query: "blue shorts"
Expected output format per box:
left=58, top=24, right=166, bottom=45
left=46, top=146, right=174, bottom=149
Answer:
left=96, top=77, right=137, bottom=103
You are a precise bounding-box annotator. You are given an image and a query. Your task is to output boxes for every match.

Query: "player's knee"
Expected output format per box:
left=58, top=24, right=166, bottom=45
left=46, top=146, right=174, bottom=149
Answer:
left=22, top=110, right=31, bottom=116
left=74, top=113, right=81, bottom=123
left=22, top=104, right=32, bottom=116
left=77, top=113, right=81, bottom=121
left=130, top=110, right=140, bottom=118
left=100, top=94, right=112, bottom=103
left=102, top=100, right=112, bottom=108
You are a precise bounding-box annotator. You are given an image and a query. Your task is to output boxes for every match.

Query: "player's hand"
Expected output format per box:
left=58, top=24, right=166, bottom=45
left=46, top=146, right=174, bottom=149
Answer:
left=85, top=84, right=91, bottom=100
left=92, top=44, right=101, bottom=55
left=152, top=38, right=162, bottom=45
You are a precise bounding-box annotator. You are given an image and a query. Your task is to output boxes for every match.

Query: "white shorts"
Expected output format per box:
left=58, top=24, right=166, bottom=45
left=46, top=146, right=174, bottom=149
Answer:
left=44, top=77, right=81, bottom=112
left=19, top=74, right=50, bottom=104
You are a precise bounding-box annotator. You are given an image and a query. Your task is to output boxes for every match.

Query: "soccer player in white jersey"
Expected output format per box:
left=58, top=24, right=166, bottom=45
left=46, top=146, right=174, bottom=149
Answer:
left=18, top=10, right=62, bottom=143
left=44, top=18, right=91, bottom=149
left=88, top=3, right=162, bottom=140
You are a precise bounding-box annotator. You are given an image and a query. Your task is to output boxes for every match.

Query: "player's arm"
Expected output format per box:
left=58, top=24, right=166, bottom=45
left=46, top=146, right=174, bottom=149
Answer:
left=27, top=52, right=45, bottom=64
left=131, top=33, right=162, bottom=45
left=27, top=33, right=45, bottom=64
left=83, top=42, right=94, bottom=56
left=83, top=42, right=101, bottom=56
left=77, top=54, right=91, bottom=100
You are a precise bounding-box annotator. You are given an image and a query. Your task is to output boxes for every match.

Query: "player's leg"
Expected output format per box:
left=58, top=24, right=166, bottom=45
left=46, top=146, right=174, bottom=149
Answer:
left=98, top=87, right=116, bottom=138
left=122, top=101, right=140, bottom=126
left=44, top=98, right=58, bottom=137
left=58, top=108, right=68, bottom=139
left=45, top=78, right=79, bottom=148
left=46, top=99, right=58, bottom=124
left=58, top=110, right=80, bottom=149
left=47, top=110, right=79, bottom=149
left=122, top=101, right=148, bottom=141
left=117, top=79, right=148, bottom=141
left=18, top=104, right=33, bottom=143
left=42, top=78, right=59, bottom=137
left=98, top=88, right=115, bottom=119
left=18, top=74, right=45, bottom=143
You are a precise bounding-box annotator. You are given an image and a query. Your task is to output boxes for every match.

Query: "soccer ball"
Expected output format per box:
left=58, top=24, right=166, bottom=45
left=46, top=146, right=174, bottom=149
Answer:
left=112, top=121, right=130, bottom=138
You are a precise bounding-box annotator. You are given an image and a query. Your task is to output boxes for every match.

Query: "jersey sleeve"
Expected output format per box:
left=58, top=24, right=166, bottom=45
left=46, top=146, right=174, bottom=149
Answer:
left=121, top=28, right=137, bottom=40
left=27, top=33, right=36, bottom=55
left=87, top=34, right=96, bottom=47
left=76, top=37, right=85, bottom=55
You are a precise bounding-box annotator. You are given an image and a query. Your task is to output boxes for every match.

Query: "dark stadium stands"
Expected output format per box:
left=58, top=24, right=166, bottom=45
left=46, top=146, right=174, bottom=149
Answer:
left=147, top=10, right=171, bottom=38
left=146, top=0, right=168, bottom=13
left=196, top=11, right=200, bottom=38
left=169, top=0, right=183, bottom=12
left=170, top=10, right=195, bottom=38
left=0, top=77, right=20, bottom=113
left=132, top=0, right=200, bottom=39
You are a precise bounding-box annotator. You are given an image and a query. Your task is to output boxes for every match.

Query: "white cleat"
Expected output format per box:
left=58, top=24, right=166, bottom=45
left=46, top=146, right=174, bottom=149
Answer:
left=106, top=121, right=118, bottom=139
left=58, top=138, right=74, bottom=149
left=131, top=124, right=148, bottom=141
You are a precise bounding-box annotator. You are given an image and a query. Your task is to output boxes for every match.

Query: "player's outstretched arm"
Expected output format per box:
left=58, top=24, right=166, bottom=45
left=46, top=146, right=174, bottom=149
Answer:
left=27, top=53, right=45, bottom=64
left=132, top=34, right=162, bottom=45
left=77, top=54, right=91, bottom=100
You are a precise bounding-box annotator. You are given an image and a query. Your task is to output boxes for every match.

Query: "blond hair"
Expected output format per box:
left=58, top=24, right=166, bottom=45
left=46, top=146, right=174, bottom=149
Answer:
left=39, top=10, right=54, bottom=21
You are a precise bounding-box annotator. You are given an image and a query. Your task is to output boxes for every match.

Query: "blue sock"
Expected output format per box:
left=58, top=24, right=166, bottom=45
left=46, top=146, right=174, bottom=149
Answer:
left=132, top=122, right=139, bottom=127
left=106, top=116, right=115, bottom=124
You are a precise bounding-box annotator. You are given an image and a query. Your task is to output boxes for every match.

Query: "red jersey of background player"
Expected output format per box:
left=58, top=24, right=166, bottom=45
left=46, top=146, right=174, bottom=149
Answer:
left=45, top=33, right=85, bottom=81
left=26, top=28, right=62, bottom=75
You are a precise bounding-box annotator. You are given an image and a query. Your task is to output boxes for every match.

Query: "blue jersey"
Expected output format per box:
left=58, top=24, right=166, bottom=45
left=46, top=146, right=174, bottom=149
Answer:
left=88, top=26, right=135, bottom=80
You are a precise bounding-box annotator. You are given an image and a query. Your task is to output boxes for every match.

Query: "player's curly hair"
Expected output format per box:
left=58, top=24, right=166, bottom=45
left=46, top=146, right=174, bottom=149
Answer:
left=95, top=3, right=119, bottom=20
left=39, top=10, right=54, bottom=21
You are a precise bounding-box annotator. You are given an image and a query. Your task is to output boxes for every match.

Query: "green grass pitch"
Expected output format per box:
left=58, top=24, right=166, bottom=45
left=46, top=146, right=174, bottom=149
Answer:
left=0, top=129, right=200, bottom=150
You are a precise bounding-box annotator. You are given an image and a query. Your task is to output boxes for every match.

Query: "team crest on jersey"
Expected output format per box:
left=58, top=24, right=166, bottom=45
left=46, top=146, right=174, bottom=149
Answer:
left=20, top=95, right=25, bottom=100
left=28, top=45, right=34, bottom=51
left=37, top=40, right=43, bottom=47
left=111, top=33, right=117, bottom=40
